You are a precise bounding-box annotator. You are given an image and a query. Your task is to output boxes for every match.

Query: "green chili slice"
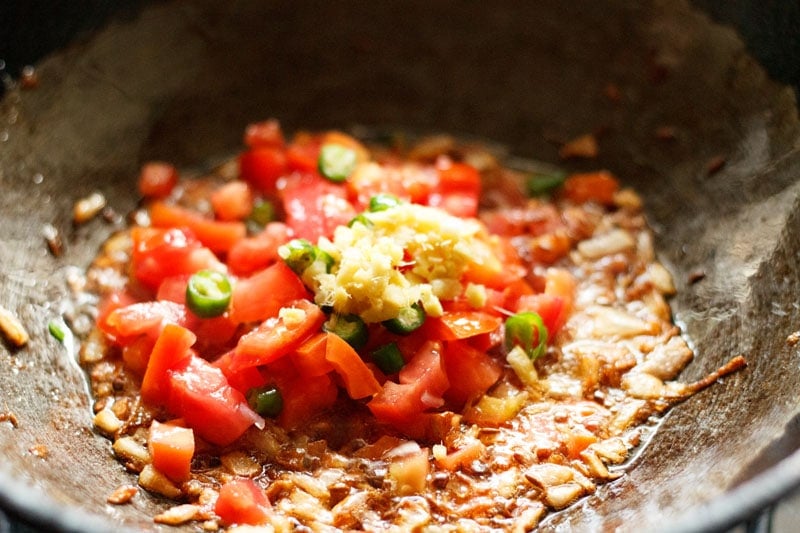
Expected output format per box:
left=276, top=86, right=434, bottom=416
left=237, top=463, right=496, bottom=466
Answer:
left=504, top=311, right=548, bottom=360
left=371, top=342, right=405, bottom=375
left=315, top=248, right=336, bottom=273
left=48, top=319, right=67, bottom=343
left=246, top=385, right=283, bottom=418
left=347, top=213, right=374, bottom=228
left=382, top=302, right=426, bottom=335
left=324, top=313, right=368, bottom=350
left=526, top=171, right=567, bottom=197
left=246, top=199, right=275, bottom=233
left=280, top=238, right=317, bottom=274
left=186, top=270, right=232, bottom=318
left=368, top=193, right=402, bottom=212
left=318, top=144, right=358, bottom=182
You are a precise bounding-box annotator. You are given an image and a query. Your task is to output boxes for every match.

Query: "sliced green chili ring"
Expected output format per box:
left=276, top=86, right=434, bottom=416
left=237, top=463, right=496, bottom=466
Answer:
left=347, top=213, right=374, bottom=228
left=315, top=248, right=336, bottom=273
left=324, top=313, right=368, bottom=350
left=371, top=342, right=405, bottom=375
left=504, top=311, right=548, bottom=360
left=368, top=193, right=402, bottom=212
left=246, top=385, right=283, bottom=418
left=526, top=171, right=567, bottom=197
left=48, top=319, right=67, bottom=343
left=318, top=143, right=358, bottom=182
left=186, top=270, right=232, bottom=318
left=280, top=238, right=317, bottom=274
left=246, top=199, right=275, bottom=233
left=382, top=302, right=426, bottom=335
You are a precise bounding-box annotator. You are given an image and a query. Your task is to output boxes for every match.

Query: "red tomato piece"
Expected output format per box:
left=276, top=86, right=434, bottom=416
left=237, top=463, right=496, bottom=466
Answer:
left=442, top=340, right=503, bottom=406
left=291, top=332, right=334, bottom=377
left=138, top=162, right=178, bottom=199
left=149, top=201, right=247, bottom=254
left=167, top=354, right=263, bottom=446
left=428, top=160, right=481, bottom=218
left=281, top=174, right=357, bottom=242
left=229, top=261, right=308, bottom=324
left=276, top=372, right=338, bottom=430
left=96, top=291, right=138, bottom=340
left=368, top=341, right=449, bottom=428
left=215, top=478, right=272, bottom=526
left=285, top=138, right=321, bottom=173
left=121, top=335, right=155, bottom=376
left=232, top=299, right=326, bottom=371
left=514, top=293, right=565, bottom=338
left=156, top=274, right=190, bottom=304
left=131, top=227, right=223, bottom=291
left=211, top=181, right=253, bottom=222
left=324, top=332, right=382, bottom=399
left=424, top=311, right=502, bottom=341
left=213, top=350, right=267, bottom=394
left=141, top=323, right=196, bottom=405
left=105, top=300, right=188, bottom=342
left=244, top=119, right=285, bottom=149
left=561, top=171, right=619, bottom=205
left=239, top=147, right=287, bottom=193
left=227, top=222, right=292, bottom=276
left=148, top=420, right=195, bottom=483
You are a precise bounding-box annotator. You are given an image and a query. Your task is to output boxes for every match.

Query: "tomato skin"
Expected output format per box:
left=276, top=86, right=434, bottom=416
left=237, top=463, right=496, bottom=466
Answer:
left=141, top=323, right=196, bottom=405
left=561, top=171, right=619, bottom=205
left=227, top=222, right=292, bottom=276
left=423, top=311, right=502, bottom=341
left=239, top=147, right=287, bottom=193
left=131, top=227, right=223, bottom=291
left=442, top=340, right=503, bottom=406
left=104, top=300, right=188, bottom=343
left=211, top=181, right=253, bottom=222
left=281, top=174, right=357, bottom=241
left=138, top=162, right=178, bottom=199
left=149, top=201, right=246, bottom=254
left=215, top=478, right=272, bottom=526
left=368, top=341, right=449, bottom=430
left=213, top=350, right=267, bottom=394
left=291, top=332, right=334, bottom=377
left=149, top=420, right=195, bottom=483
left=229, top=261, right=309, bottom=324
left=167, top=354, right=263, bottom=447
left=232, top=299, right=326, bottom=371
left=244, top=119, right=285, bottom=149
left=324, top=332, right=382, bottom=399
left=275, top=372, right=338, bottom=430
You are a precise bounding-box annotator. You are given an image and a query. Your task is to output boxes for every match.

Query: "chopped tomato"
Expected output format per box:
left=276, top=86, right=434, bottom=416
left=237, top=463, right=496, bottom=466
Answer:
left=239, top=147, right=287, bottom=193
left=213, top=350, right=267, bottom=394
left=149, top=202, right=247, bottom=254
left=138, top=162, right=178, bottom=199
left=461, top=237, right=526, bottom=290
left=515, top=293, right=565, bottom=338
left=215, top=478, right=272, bottom=526
left=276, top=373, right=338, bottom=430
left=167, top=354, right=262, bottom=446
left=141, top=323, right=196, bottom=405
left=229, top=261, right=308, bottom=324
left=285, top=135, right=321, bottom=173
left=156, top=274, right=190, bottom=304
left=131, top=227, right=223, bottom=291
left=423, top=311, right=502, bottom=341
left=104, top=300, right=188, bottom=343
left=281, top=174, right=357, bottom=241
left=325, top=332, right=381, bottom=399
left=232, top=299, right=325, bottom=371
left=434, top=440, right=486, bottom=471
left=96, top=291, right=138, bottom=340
left=121, top=335, right=154, bottom=376
left=244, top=119, right=285, bottom=149
left=227, top=222, right=292, bottom=276
left=561, top=171, right=619, bottom=205
left=149, top=420, right=195, bottom=483
left=321, top=130, right=370, bottom=162
left=368, top=341, right=449, bottom=429
left=291, top=332, right=333, bottom=377
left=442, top=340, right=503, bottom=406
left=211, top=181, right=253, bottom=222
left=346, top=163, right=436, bottom=210
left=428, top=160, right=481, bottom=217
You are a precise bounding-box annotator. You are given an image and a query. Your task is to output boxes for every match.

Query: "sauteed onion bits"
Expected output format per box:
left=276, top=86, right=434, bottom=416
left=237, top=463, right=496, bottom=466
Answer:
left=79, top=120, right=745, bottom=530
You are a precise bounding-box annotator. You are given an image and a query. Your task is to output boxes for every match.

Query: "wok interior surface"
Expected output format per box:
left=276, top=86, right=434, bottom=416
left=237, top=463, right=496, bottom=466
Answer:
left=1, top=1, right=799, bottom=531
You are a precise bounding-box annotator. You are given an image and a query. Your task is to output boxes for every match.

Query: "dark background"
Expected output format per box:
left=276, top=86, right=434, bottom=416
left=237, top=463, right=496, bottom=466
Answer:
left=2, top=1, right=799, bottom=98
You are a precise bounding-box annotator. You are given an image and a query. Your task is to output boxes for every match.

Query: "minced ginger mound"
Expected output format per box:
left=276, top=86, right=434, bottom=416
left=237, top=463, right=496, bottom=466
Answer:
left=310, top=202, right=500, bottom=323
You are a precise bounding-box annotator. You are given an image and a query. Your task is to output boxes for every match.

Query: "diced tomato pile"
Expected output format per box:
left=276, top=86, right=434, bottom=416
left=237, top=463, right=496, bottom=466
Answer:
left=101, top=120, right=608, bottom=450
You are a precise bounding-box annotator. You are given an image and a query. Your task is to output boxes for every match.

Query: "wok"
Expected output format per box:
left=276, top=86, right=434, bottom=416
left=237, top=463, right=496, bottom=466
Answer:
left=1, top=1, right=799, bottom=531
